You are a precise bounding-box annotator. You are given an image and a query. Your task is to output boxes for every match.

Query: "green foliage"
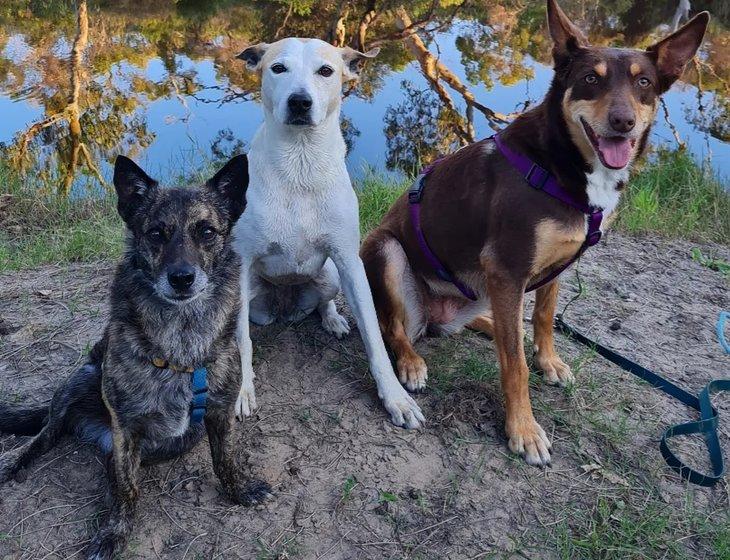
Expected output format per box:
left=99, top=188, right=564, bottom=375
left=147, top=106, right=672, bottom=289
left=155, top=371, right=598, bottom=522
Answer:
left=378, top=490, right=398, bottom=503
left=617, top=149, right=730, bottom=243
left=691, top=248, right=730, bottom=279
left=0, top=165, right=123, bottom=272
left=356, top=172, right=408, bottom=236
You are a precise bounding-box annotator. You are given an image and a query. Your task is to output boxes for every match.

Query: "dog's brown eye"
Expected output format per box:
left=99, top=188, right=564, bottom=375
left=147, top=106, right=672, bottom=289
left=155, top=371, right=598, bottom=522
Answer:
left=200, top=226, right=217, bottom=241
left=147, top=228, right=164, bottom=243
left=271, top=63, right=287, bottom=74
left=317, top=65, right=334, bottom=77
left=637, top=77, right=651, bottom=88
left=584, top=74, right=598, bottom=84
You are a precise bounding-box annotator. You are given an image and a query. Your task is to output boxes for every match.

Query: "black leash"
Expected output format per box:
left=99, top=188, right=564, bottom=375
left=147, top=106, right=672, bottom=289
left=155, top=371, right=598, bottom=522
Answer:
left=555, top=307, right=728, bottom=486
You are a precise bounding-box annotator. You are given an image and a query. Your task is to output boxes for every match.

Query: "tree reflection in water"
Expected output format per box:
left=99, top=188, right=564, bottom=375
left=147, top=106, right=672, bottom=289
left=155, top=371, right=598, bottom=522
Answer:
left=0, top=0, right=726, bottom=192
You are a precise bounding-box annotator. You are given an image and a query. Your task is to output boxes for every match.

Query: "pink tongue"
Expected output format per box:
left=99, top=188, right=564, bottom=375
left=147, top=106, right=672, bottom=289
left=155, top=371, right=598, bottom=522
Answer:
left=597, top=136, right=632, bottom=168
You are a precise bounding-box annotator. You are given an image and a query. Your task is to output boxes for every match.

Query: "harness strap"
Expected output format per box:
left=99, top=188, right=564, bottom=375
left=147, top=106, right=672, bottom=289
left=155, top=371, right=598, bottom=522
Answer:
left=492, top=133, right=604, bottom=292
left=408, top=174, right=478, bottom=301
left=556, top=314, right=728, bottom=486
left=190, top=367, right=208, bottom=424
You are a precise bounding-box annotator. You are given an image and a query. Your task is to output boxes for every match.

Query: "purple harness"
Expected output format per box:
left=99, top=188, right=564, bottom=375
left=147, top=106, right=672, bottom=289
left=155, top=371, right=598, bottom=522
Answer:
left=408, top=134, right=604, bottom=297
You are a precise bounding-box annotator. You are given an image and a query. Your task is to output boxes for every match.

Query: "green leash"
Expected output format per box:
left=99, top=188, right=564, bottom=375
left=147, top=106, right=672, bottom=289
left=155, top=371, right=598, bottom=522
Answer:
left=555, top=312, right=728, bottom=486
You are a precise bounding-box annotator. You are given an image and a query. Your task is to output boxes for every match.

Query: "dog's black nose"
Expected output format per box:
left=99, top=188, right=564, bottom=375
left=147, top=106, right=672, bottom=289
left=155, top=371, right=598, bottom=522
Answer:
left=609, top=109, right=635, bottom=133
left=168, top=267, right=195, bottom=291
left=287, top=92, right=312, bottom=114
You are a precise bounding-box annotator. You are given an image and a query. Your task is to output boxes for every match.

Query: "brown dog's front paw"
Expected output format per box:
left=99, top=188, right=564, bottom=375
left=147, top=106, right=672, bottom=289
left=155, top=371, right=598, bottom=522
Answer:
left=397, top=354, right=428, bottom=392
left=507, top=419, right=552, bottom=467
left=535, top=351, right=574, bottom=387
left=229, top=479, right=273, bottom=506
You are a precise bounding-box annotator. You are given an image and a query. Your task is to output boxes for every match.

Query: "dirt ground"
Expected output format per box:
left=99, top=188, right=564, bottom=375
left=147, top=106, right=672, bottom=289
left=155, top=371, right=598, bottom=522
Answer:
left=0, top=231, right=728, bottom=560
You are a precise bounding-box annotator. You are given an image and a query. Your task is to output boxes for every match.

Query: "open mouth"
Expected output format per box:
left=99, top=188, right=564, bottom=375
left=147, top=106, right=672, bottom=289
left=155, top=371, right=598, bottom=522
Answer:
left=580, top=118, right=636, bottom=170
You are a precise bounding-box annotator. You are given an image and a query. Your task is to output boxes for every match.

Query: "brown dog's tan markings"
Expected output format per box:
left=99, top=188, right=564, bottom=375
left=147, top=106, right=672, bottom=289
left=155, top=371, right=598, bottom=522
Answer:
left=361, top=0, right=709, bottom=466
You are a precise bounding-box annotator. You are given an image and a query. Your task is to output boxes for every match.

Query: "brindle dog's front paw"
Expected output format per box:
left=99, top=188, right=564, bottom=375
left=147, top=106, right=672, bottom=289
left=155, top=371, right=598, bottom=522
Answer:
left=86, top=530, right=120, bottom=560
left=229, top=479, right=273, bottom=506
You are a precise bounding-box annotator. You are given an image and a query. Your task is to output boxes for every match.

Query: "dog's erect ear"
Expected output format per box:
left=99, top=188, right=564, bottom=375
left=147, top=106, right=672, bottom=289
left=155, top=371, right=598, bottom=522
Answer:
left=236, top=43, right=269, bottom=71
left=206, top=154, right=249, bottom=224
left=341, top=46, right=380, bottom=81
left=547, top=0, right=589, bottom=66
left=113, top=156, right=158, bottom=224
left=647, top=12, right=709, bottom=94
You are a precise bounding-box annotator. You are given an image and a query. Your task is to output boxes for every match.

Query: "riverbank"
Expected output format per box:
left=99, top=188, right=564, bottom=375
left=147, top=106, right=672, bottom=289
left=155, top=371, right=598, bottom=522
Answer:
left=1, top=149, right=728, bottom=272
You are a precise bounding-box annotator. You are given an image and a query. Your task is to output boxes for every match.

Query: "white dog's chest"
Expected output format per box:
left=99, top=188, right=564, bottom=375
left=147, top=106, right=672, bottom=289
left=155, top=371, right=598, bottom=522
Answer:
left=235, top=188, right=335, bottom=285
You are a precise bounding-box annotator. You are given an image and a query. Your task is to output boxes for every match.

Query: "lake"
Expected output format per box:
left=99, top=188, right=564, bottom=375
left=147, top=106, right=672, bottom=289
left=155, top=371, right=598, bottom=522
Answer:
left=0, top=0, right=727, bottom=196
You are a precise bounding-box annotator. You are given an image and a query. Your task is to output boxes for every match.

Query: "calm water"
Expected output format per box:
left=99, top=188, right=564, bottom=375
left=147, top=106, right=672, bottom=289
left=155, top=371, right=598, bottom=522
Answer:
left=0, top=0, right=727, bottom=196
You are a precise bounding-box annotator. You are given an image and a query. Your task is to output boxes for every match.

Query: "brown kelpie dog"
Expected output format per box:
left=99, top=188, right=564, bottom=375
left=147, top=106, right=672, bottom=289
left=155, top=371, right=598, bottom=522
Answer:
left=361, top=0, right=709, bottom=466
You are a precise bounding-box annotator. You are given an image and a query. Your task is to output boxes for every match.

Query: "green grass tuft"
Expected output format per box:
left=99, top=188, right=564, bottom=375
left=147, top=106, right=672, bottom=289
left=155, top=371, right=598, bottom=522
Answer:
left=1, top=148, right=726, bottom=272
left=357, top=172, right=408, bottom=236
left=617, top=149, right=729, bottom=243
left=0, top=165, right=123, bottom=271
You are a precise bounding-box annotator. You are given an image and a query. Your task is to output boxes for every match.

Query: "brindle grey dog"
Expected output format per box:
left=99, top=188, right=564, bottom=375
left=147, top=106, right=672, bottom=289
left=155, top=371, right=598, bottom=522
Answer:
left=0, top=154, right=271, bottom=560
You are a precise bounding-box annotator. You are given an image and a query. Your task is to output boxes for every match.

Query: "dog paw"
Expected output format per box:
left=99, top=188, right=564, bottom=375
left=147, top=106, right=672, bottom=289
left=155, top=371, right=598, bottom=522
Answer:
left=86, top=531, right=119, bottom=560
left=230, top=479, right=273, bottom=506
left=396, top=354, right=428, bottom=392
left=506, top=418, right=552, bottom=467
left=380, top=382, right=426, bottom=429
left=535, top=351, right=574, bottom=387
left=235, top=380, right=258, bottom=421
left=321, top=311, right=350, bottom=339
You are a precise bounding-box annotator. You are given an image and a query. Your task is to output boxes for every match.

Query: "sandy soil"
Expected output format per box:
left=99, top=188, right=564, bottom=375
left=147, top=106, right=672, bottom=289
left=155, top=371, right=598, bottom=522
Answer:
left=0, top=232, right=728, bottom=560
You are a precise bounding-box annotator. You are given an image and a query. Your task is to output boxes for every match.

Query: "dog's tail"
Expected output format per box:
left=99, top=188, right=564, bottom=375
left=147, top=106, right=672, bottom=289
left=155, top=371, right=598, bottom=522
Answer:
left=0, top=402, right=48, bottom=435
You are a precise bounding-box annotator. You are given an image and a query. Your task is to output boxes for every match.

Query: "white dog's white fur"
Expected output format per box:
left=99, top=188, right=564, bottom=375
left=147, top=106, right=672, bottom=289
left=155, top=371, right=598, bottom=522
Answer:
left=232, top=38, right=425, bottom=429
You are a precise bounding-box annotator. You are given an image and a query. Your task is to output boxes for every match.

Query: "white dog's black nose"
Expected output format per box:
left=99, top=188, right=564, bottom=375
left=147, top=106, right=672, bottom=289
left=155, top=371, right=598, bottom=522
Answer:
left=287, top=92, right=312, bottom=115
left=168, top=266, right=195, bottom=291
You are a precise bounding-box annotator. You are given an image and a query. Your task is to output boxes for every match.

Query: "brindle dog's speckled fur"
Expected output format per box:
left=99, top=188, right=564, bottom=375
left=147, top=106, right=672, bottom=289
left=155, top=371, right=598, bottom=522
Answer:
left=0, top=155, right=271, bottom=560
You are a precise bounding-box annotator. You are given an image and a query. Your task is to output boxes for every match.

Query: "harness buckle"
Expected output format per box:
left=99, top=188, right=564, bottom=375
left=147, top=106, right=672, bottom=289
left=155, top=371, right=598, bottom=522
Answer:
left=408, top=175, right=427, bottom=204
left=525, top=163, right=550, bottom=190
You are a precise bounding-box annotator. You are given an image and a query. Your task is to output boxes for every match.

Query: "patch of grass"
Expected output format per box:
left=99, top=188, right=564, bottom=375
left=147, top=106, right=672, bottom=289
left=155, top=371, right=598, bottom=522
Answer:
left=379, top=490, right=398, bottom=503
left=0, top=165, right=123, bottom=271
left=617, top=148, right=729, bottom=243
left=357, top=172, right=408, bottom=236
left=691, top=247, right=730, bottom=279
left=342, top=475, right=358, bottom=501
left=426, top=337, right=500, bottom=395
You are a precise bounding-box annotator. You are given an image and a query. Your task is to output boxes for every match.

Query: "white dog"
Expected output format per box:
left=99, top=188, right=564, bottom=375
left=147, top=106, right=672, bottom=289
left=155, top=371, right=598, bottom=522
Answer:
left=232, top=38, right=425, bottom=429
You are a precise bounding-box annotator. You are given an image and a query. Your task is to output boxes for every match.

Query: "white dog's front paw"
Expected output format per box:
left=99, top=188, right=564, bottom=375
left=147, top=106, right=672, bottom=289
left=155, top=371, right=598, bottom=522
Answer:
left=235, top=379, right=258, bottom=421
left=380, top=383, right=426, bottom=429
left=321, top=311, right=350, bottom=339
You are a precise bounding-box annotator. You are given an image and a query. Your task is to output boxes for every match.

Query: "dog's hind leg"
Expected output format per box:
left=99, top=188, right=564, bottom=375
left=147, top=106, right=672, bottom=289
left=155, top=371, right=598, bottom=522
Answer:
left=532, top=280, right=573, bottom=386
left=362, top=231, right=428, bottom=392
left=205, top=405, right=272, bottom=506
left=314, top=259, right=349, bottom=338
left=468, top=314, right=496, bottom=338
left=0, top=361, right=102, bottom=483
